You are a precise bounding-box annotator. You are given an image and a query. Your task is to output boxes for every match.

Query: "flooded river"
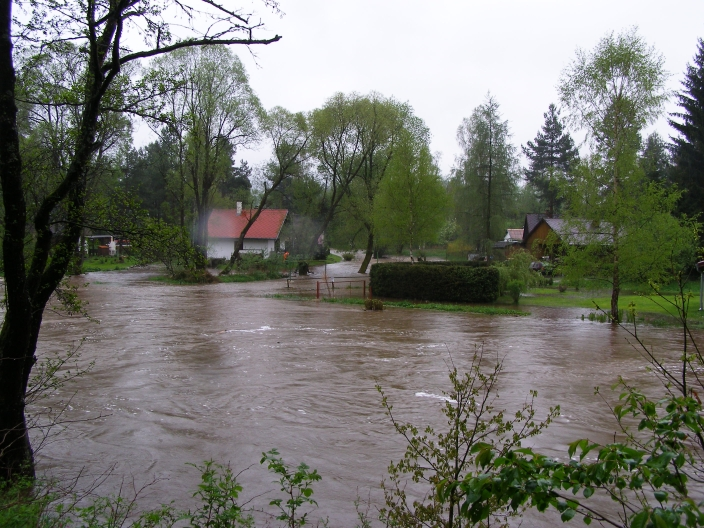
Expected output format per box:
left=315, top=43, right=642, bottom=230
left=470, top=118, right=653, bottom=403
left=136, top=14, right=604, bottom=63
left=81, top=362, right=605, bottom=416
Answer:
left=32, top=261, right=693, bottom=525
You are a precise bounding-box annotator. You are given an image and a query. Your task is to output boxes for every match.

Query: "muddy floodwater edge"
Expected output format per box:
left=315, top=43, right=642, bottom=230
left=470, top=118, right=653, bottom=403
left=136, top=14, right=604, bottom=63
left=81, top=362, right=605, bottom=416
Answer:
left=31, top=262, right=698, bottom=526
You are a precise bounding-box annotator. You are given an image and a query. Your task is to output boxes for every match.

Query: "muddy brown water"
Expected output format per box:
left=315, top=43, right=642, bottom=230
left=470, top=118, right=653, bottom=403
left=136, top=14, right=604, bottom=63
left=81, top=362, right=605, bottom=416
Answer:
left=31, top=261, right=695, bottom=525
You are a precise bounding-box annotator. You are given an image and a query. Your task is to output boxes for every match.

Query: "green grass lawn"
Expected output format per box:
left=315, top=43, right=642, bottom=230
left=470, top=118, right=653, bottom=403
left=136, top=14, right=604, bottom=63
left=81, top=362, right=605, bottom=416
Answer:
left=81, top=256, right=138, bottom=272
left=305, top=253, right=342, bottom=266
left=518, top=280, right=704, bottom=327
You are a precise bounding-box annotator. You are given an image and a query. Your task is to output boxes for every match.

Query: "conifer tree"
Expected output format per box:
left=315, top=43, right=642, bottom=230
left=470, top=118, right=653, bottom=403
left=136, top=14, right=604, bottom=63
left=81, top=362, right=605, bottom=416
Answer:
left=670, top=38, right=704, bottom=220
left=522, top=104, right=578, bottom=217
left=640, top=132, right=672, bottom=185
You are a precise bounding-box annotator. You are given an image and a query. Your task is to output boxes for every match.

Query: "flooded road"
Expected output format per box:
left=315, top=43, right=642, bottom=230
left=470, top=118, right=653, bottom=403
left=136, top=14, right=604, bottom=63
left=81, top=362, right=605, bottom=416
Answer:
left=33, top=261, right=693, bottom=525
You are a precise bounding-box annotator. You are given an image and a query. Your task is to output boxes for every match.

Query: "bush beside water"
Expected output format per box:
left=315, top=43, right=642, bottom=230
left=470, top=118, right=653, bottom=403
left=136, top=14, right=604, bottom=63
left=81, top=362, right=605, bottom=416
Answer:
left=370, top=262, right=500, bottom=303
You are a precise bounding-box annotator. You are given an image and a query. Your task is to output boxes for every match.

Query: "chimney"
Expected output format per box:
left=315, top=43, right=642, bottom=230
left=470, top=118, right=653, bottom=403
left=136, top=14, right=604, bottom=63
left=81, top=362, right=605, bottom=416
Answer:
left=236, top=202, right=242, bottom=216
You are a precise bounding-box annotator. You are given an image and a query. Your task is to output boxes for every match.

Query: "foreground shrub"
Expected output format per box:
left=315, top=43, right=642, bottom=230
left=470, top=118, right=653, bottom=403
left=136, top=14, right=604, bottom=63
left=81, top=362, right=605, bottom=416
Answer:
left=1, top=451, right=322, bottom=528
left=445, top=280, right=704, bottom=527
left=370, top=263, right=500, bottom=303
left=378, top=349, right=558, bottom=527
left=364, top=299, right=384, bottom=311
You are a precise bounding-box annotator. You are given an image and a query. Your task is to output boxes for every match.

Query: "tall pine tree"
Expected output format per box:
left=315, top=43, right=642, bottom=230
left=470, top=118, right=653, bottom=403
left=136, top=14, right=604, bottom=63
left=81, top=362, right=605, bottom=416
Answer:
left=640, top=132, right=672, bottom=185
left=670, top=38, right=704, bottom=220
left=522, top=104, right=578, bottom=217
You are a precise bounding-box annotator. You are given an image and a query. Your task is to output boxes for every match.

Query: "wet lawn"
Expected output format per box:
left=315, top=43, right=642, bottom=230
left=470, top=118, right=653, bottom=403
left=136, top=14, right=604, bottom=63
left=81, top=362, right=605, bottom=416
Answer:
left=519, top=280, right=704, bottom=327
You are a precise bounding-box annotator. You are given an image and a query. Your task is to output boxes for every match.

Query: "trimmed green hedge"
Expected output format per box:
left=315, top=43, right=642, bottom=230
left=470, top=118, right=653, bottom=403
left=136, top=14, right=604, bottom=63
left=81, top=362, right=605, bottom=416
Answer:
left=369, top=263, right=500, bottom=303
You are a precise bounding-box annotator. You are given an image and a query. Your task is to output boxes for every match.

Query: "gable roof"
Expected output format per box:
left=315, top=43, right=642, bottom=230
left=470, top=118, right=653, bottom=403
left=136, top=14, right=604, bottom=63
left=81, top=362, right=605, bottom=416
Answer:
left=523, top=213, right=546, bottom=240
left=529, top=217, right=611, bottom=246
left=506, top=229, right=524, bottom=242
left=208, top=209, right=288, bottom=240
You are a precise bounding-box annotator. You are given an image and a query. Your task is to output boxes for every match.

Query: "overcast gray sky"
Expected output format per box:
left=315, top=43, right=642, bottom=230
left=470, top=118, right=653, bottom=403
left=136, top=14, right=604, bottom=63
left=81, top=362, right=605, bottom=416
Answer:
left=136, top=0, right=704, bottom=176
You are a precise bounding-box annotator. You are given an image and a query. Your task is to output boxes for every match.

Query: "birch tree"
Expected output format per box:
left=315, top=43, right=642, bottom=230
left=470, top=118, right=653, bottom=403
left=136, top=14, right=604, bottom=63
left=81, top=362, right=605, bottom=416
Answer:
left=558, top=28, right=683, bottom=323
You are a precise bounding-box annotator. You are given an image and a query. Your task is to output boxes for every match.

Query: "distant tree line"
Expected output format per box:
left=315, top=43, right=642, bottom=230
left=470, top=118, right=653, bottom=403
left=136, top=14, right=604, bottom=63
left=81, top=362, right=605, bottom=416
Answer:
left=15, top=32, right=704, bottom=279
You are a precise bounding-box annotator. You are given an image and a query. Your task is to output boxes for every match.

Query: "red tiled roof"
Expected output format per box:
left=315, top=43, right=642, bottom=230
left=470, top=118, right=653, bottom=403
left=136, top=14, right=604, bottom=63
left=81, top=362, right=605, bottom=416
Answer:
left=208, top=209, right=288, bottom=240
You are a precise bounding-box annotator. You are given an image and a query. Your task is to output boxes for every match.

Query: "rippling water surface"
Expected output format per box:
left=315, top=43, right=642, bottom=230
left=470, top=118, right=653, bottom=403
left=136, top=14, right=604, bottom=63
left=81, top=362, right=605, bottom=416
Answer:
left=33, top=261, right=694, bottom=525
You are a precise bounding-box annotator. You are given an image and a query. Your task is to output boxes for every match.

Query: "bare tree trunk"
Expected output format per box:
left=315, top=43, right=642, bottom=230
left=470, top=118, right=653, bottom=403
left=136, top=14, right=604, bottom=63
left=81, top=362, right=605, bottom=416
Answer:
left=611, top=229, right=620, bottom=324
left=358, top=230, right=374, bottom=273
left=221, top=181, right=282, bottom=275
left=221, top=205, right=265, bottom=274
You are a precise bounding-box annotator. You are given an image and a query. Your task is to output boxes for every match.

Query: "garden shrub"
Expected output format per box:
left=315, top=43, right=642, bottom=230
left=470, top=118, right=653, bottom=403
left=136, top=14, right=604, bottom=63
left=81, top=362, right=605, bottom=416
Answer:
left=364, top=299, right=384, bottom=311
left=297, top=261, right=309, bottom=276
left=172, top=269, right=220, bottom=284
left=236, top=253, right=286, bottom=279
left=506, top=279, right=524, bottom=304
left=369, top=263, right=499, bottom=303
left=496, top=250, right=539, bottom=289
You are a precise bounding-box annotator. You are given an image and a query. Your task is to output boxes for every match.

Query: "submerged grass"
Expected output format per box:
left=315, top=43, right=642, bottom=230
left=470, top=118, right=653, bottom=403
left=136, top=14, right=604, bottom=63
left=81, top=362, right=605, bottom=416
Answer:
left=378, top=299, right=527, bottom=316
left=520, top=280, right=704, bottom=328
left=266, top=293, right=528, bottom=316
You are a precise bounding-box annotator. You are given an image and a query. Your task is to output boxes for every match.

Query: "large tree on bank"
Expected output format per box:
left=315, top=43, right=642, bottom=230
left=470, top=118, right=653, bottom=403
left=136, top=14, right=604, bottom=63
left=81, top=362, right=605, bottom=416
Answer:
left=670, top=38, right=704, bottom=222
left=558, top=28, right=671, bottom=324
left=332, top=95, right=409, bottom=274
left=522, top=104, right=579, bottom=217
left=454, top=94, right=519, bottom=252
left=148, top=45, right=261, bottom=261
left=0, top=0, right=280, bottom=481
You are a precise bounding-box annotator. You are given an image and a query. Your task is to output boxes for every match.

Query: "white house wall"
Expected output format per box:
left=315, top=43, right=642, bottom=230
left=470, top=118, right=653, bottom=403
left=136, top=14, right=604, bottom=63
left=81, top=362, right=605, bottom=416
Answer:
left=208, top=238, right=275, bottom=259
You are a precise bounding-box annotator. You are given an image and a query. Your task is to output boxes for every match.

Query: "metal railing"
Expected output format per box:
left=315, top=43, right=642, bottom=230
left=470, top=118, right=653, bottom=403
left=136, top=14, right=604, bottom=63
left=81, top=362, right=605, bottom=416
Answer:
left=316, top=278, right=366, bottom=299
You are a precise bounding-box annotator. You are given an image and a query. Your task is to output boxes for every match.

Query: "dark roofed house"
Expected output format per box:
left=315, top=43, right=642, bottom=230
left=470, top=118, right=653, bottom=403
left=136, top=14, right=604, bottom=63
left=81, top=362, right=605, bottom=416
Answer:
left=207, top=208, right=288, bottom=259
left=523, top=214, right=610, bottom=259
left=522, top=213, right=546, bottom=243
left=523, top=215, right=563, bottom=259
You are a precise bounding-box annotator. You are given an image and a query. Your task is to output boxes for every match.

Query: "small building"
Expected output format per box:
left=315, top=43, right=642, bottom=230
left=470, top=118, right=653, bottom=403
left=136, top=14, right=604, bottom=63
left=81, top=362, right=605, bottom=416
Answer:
left=207, top=207, right=288, bottom=259
left=523, top=216, right=564, bottom=259
left=504, top=229, right=524, bottom=244
left=522, top=214, right=609, bottom=259
left=84, top=235, right=130, bottom=256
left=493, top=228, right=524, bottom=255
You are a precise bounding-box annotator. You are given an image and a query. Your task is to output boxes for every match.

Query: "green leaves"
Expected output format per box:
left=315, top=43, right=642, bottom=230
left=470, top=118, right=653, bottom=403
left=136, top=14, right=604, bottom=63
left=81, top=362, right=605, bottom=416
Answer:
left=260, top=449, right=321, bottom=527
left=379, top=350, right=559, bottom=527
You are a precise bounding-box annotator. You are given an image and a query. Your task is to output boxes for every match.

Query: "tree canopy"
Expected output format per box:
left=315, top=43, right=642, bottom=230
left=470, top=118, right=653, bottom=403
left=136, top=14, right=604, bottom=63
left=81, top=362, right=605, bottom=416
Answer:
left=522, top=103, right=578, bottom=217
left=670, top=38, right=704, bottom=224
left=0, top=0, right=280, bottom=480
left=558, top=28, right=687, bottom=322
left=454, top=94, right=518, bottom=252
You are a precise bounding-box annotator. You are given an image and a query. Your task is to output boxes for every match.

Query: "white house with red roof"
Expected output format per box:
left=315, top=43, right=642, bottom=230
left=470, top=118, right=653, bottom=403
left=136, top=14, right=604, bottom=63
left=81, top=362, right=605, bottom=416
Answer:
left=207, top=206, right=288, bottom=259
